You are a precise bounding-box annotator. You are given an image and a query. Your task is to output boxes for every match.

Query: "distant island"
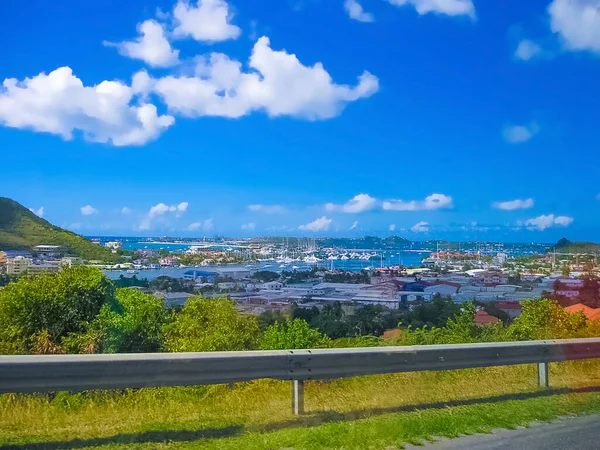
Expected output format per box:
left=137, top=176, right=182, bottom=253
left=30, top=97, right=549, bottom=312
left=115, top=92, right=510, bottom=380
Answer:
left=0, top=197, right=120, bottom=262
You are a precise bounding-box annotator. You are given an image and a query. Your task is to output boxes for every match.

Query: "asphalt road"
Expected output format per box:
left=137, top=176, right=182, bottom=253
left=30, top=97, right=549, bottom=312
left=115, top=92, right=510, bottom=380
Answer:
left=406, top=414, right=600, bottom=450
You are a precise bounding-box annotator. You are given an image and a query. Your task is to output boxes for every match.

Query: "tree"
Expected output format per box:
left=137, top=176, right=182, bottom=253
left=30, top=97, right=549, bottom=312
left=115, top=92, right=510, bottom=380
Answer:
left=260, top=318, right=330, bottom=350
left=78, top=288, right=170, bottom=354
left=0, top=267, right=115, bottom=354
left=257, top=309, right=286, bottom=331
left=163, top=297, right=259, bottom=352
left=251, top=271, right=280, bottom=283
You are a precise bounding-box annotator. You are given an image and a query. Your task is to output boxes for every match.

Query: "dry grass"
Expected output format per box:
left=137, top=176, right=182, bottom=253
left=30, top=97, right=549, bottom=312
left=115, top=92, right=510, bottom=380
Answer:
left=2, top=361, right=600, bottom=448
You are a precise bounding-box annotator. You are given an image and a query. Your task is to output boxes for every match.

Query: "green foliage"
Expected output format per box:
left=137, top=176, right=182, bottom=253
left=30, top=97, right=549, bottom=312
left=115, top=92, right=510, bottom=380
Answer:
left=323, top=270, right=370, bottom=284
left=257, top=309, right=286, bottom=331
left=0, top=267, right=116, bottom=354
left=98, top=288, right=171, bottom=353
left=113, top=275, right=149, bottom=289
left=260, top=318, right=330, bottom=350
left=163, top=297, right=259, bottom=352
left=0, top=197, right=120, bottom=262
left=401, top=295, right=461, bottom=329
left=148, top=276, right=193, bottom=293
left=509, top=298, right=591, bottom=341
left=251, top=271, right=280, bottom=283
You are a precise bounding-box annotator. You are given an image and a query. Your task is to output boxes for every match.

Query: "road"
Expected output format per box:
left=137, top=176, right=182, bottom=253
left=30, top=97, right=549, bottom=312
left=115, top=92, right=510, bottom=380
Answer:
left=406, top=414, right=600, bottom=449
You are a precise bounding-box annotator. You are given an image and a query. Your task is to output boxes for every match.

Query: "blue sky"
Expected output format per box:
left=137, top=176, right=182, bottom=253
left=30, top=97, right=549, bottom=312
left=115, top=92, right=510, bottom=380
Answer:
left=2, top=0, right=600, bottom=241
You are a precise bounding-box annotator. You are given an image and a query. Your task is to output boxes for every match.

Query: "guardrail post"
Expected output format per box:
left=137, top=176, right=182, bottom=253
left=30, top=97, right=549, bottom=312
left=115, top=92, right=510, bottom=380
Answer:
left=292, top=380, right=304, bottom=415
left=538, top=362, right=549, bottom=388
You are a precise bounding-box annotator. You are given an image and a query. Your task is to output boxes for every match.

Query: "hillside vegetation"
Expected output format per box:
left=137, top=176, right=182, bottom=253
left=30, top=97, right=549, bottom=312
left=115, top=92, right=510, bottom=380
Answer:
left=0, top=197, right=118, bottom=261
left=554, top=238, right=600, bottom=254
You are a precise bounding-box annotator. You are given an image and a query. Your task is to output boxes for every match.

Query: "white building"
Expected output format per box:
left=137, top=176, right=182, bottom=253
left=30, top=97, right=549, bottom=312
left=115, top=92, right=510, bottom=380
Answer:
left=105, top=241, right=122, bottom=250
left=6, top=256, right=31, bottom=275
left=214, top=267, right=251, bottom=280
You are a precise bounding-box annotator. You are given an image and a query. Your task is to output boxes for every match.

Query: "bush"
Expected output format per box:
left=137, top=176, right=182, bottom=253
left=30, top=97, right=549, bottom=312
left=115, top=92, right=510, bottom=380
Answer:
left=163, top=297, right=259, bottom=352
left=0, top=267, right=115, bottom=354
left=260, top=318, right=330, bottom=350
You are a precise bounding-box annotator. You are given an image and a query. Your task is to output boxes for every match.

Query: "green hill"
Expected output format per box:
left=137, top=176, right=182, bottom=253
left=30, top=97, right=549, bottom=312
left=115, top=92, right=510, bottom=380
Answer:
left=554, top=238, right=600, bottom=254
left=0, top=197, right=118, bottom=261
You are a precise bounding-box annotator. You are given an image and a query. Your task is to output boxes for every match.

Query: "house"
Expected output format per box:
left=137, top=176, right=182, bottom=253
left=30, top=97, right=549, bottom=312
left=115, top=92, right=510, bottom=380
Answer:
left=474, top=310, right=501, bottom=327
left=217, top=282, right=236, bottom=290
left=495, top=301, right=522, bottom=319
left=472, top=271, right=509, bottom=287
left=564, top=303, right=600, bottom=321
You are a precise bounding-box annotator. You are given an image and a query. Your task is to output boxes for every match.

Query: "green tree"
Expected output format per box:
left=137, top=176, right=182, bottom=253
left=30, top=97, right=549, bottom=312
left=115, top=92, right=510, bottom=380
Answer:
left=0, top=267, right=116, bottom=354
left=251, top=271, right=280, bottom=283
left=89, top=288, right=170, bottom=353
left=260, top=318, right=330, bottom=350
left=163, top=297, right=259, bottom=352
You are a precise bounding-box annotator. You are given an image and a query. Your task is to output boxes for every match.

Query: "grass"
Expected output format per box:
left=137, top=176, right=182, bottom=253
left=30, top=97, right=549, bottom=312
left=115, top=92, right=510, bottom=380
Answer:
left=2, top=361, right=600, bottom=449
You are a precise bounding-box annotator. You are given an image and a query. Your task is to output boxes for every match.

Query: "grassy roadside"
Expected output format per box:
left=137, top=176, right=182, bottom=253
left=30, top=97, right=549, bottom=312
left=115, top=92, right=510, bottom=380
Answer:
left=2, top=361, right=600, bottom=449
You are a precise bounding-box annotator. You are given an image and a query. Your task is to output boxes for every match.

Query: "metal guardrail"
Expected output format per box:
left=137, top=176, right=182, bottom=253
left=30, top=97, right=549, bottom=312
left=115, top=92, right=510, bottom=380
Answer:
left=2, top=338, right=600, bottom=415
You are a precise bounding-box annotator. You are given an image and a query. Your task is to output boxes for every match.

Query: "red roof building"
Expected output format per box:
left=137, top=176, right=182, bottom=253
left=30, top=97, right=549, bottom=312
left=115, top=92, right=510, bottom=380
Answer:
left=474, top=310, right=501, bottom=327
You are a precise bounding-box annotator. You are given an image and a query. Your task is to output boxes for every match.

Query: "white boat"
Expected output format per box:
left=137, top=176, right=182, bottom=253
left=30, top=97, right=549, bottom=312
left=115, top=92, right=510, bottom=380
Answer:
left=127, top=269, right=139, bottom=274
left=292, top=265, right=301, bottom=270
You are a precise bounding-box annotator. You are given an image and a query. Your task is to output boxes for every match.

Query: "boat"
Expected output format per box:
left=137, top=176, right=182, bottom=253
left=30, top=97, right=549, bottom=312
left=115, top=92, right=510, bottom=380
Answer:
left=292, top=265, right=301, bottom=270
left=126, top=269, right=139, bottom=274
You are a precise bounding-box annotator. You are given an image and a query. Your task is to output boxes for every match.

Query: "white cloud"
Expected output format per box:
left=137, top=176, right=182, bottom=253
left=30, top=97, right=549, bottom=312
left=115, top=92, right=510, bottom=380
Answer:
left=80, top=205, right=98, bottom=216
left=29, top=207, right=44, bottom=218
left=148, top=202, right=188, bottom=217
left=524, top=213, right=574, bottom=230
left=411, top=221, right=430, bottom=232
left=386, top=0, right=475, bottom=18
left=350, top=220, right=359, bottom=230
left=299, top=216, right=332, bottom=232
left=344, top=0, right=375, bottom=22
left=492, top=198, right=534, bottom=211
left=549, top=0, right=600, bottom=53
left=149, top=203, right=171, bottom=217
left=503, top=122, right=539, bottom=144
left=172, top=0, right=241, bottom=42
left=383, top=193, right=453, bottom=211
left=325, top=193, right=377, bottom=213
left=0, top=67, right=174, bottom=146
left=104, top=20, right=179, bottom=68
left=152, top=36, right=379, bottom=120
left=241, top=222, right=256, bottom=231
left=514, top=39, right=542, bottom=61
left=248, top=204, right=287, bottom=214
left=389, top=224, right=396, bottom=231
left=121, top=207, right=132, bottom=215
left=188, top=218, right=214, bottom=231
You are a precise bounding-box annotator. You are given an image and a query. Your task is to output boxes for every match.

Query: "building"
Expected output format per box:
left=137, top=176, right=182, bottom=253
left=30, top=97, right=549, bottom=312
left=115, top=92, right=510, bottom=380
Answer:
left=214, top=267, right=251, bottom=280
left=27, top=263, right=61, bottom=275
left=260, top=281, right=284, bottom=290
left=472, top=270, right=509, bottom=287
left=474, top=310, right=501, bottom=327
left=61, top=257, right=83, bottom=268
left=217, top=282, right=237, bottom=290
left=423, top=282, right=460, bottom=300
left=495, top=302, right=522, bottom=319
left=6, top=256, right=31, bottom=275
left=492, top=252, right=508, bottom=266
left=153, top=291, right=194, bottom=308
left=105, top=241, right=122, bottom=250
left=564, top=303, right=600, bottom=321
left=33, top=245, right=64, bottom=258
